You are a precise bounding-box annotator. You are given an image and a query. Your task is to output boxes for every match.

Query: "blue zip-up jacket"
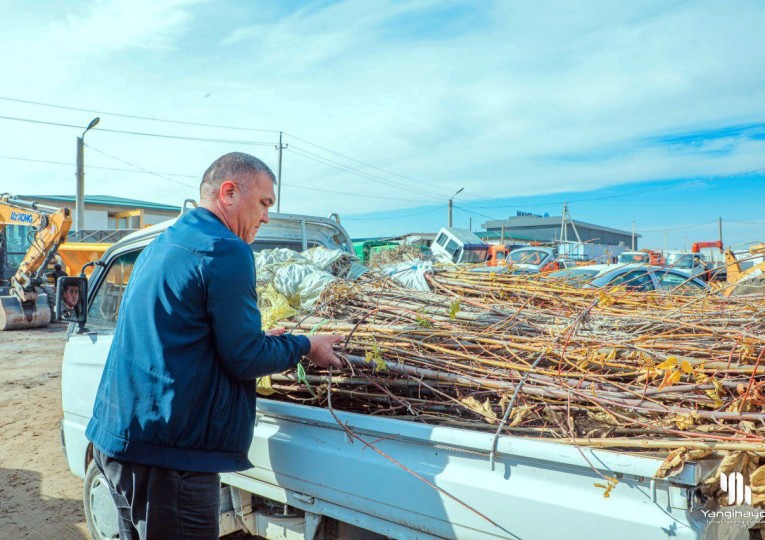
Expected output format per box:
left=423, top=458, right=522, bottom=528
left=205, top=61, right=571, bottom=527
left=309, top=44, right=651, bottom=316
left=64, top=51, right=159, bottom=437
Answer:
left=86, top=208, right=310, bottom=473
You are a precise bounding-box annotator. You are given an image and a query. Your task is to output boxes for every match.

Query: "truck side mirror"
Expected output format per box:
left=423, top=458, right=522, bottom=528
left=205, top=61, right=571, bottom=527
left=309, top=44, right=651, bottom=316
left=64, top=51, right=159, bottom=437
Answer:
left=56, top=276, right=88, bottom=324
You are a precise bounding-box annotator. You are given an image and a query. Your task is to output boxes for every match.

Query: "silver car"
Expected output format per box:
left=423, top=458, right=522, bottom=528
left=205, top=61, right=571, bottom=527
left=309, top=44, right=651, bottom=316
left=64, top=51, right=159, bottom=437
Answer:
left=546, top=264, right=709, bottom=293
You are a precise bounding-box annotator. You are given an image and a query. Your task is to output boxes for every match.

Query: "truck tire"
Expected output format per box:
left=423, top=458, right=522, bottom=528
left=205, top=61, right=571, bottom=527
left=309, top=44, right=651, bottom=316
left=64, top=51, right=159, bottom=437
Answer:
left=83, top=460, right=120, bottom=540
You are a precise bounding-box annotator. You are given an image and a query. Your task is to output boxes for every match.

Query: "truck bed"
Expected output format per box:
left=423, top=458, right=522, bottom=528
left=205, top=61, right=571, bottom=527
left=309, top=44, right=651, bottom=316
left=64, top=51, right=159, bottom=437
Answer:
left=224, top=399, right=722, bottom=539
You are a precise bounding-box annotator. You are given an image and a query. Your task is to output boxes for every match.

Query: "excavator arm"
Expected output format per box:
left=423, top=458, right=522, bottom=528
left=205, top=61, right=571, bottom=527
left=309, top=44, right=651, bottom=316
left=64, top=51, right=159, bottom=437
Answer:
left=691, top=241, right=723, bottom=253
left=722, top=243, right=765, bottom=297
left=0, top=195, right=73, bottom=329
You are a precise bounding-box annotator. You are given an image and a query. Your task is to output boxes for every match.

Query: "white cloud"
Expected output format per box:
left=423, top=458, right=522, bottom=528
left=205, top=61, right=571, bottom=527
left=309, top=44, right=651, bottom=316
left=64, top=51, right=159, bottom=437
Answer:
left=0, top=0, right=764, bottom=245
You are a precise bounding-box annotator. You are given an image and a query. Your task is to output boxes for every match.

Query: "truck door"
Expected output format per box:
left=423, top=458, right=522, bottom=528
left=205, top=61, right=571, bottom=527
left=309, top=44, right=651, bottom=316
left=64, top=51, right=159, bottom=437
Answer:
left=61, top=248, right=141, bottom=477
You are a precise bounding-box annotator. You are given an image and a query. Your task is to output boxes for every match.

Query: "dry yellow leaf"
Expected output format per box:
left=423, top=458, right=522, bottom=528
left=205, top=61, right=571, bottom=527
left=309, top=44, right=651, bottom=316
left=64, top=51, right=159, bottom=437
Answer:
left=256, top=375, right=277, bottom=396
left=673, top=414, right=695, bottom=430
left=461, top=396, right=498, bottom=424
left=680, top=360, right=693, bottom=374
left=657, top=356, right=678, bottom=370
left=705, top=389, right=724, bottom=408
left=508, top=405, right=532, bottom=428
left=656, top=447, right=713, bottom=478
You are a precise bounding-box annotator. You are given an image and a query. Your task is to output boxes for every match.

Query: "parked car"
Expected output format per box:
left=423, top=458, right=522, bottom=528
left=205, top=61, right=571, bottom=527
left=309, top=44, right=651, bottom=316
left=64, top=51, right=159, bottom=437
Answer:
left=545, top=264, right=709, bottom=293
left=505, top=247, right=559, bottom=273
left=469, top=246, right=560, bottom=275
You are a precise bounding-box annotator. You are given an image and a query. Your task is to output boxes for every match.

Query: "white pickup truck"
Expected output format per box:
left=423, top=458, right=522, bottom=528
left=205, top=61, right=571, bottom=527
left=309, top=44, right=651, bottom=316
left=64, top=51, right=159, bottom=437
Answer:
left=61, top=211, right=745, bottom=539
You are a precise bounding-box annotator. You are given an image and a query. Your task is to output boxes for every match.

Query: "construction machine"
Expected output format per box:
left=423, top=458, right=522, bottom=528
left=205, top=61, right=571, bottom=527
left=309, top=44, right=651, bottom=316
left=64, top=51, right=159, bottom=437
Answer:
left=0, top=194, right=72, bottom=330
left=691, top=240, right=725, bottom=281
left=691, top=240, right=723, bottom=253
left=722, top=243, right=765, bottom=296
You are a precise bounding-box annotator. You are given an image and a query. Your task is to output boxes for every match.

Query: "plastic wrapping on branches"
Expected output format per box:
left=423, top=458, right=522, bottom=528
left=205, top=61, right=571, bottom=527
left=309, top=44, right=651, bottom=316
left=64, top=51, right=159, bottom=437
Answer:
left=255, top=248, right=369, bottom=308
left=380, top=260, right=433, bottom=291
left=259, top=284, right=298, bottom=328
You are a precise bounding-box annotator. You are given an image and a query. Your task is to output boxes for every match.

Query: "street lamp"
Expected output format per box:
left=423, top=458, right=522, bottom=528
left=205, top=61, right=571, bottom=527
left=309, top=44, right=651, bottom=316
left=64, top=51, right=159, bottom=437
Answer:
left=448, top=187, right=464, bottom=227
left=75, top=117, right=100, bottom=232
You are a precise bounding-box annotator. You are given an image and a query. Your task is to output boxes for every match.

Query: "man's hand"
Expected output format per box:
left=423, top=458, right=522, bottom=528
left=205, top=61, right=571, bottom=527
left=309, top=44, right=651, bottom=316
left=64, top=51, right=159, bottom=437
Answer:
left=306, top=334, right=344, bottom=369
left=265, top=327, right=286, bottom=336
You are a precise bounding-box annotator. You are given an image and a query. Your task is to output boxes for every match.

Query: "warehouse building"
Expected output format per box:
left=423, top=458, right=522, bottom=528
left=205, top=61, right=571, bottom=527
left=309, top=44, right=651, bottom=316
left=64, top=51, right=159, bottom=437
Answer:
left=480, top=212, right=638, bottom=248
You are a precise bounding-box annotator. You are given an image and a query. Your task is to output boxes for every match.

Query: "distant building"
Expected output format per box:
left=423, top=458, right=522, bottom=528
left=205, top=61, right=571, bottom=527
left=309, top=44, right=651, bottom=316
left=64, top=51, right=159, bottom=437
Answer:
left=21, top=195, right=181, bottom=239
left=481, top=213, right=638, bottom=248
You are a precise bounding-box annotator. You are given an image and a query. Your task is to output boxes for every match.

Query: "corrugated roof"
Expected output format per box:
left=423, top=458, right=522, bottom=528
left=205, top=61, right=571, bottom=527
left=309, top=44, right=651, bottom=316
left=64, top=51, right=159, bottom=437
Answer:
left=482, top=215, right=639, bottom=238
left=477, top=230, right=537, bottom=242
left=21, top=195, right=181, bottom=212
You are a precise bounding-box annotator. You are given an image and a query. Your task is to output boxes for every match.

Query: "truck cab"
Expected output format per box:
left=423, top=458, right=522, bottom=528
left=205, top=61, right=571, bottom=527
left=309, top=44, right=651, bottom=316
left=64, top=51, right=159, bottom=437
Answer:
left=485, top=244, right=510, bottom=267
left=617, top=250, right=664, bottom=266
left=665, top=251, right=707, bottom=279
left=431, top=227, right=489, bottom=264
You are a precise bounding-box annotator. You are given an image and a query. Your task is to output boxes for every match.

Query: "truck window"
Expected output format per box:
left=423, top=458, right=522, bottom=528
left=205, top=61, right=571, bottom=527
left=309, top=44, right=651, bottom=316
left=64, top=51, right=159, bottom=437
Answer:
left=445, top=239, right=459, bottom=255
left=657, top=271, right=705, bottom=292
left=87, top=249, right=141, bottom=331
left=435, top=233, right=448, bottom=247
left=609, top=270, right=653, bottom=292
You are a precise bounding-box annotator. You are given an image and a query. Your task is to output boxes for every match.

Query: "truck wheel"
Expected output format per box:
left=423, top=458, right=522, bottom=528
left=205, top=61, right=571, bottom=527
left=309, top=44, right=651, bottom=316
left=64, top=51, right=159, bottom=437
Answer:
left=83, top=460, right=120, bottom=540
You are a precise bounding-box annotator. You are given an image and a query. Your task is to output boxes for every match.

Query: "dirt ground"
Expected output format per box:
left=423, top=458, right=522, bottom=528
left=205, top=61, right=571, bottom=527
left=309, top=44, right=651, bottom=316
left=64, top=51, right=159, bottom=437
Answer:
left=0, top=323, right=89, bottom=539
left=0, top=324, right=256, bottom=540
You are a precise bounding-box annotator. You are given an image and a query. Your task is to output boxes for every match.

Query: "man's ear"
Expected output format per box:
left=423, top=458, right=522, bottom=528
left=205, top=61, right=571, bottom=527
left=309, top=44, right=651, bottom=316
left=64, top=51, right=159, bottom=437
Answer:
left=219, top=180, right=237, bottom=206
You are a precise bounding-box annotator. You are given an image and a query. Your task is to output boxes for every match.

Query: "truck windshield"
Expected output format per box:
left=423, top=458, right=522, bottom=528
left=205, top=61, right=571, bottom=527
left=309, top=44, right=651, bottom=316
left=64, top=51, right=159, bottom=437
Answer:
left=618, top=253, right=647, bottom=264
left=667, top=254, right=694, bottom=268
left=509, top=250, right=550, bottom=265
left=463, top=247, right=488, bottom=263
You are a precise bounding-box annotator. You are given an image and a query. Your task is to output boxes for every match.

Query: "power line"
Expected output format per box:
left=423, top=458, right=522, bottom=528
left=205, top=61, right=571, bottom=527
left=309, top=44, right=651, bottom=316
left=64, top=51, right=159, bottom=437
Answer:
left=284, top=183, right=437, bottom=203
left=724, top=219, right=765, bottom=226
left=0, top=95, right=485, bottom=199
left=453, top=205, right=501, bottom=222
left=285, top=132, right=480, bottom=198
left=86, top=145, right=197, bottom=189
left=288, top=144, right=438, bottom=199
left=0, top=114, right=275, bottom=145
left=0, top=95, right=280, bottom=134
left=287, top=145, right=440, bottom=202
left=637, top=220, right=718, bottom=233
left=0, top=153, right=199, bottom=178
left=343, top=206, right=441, bottom=221
left=0, top=151, right=426, bottom=201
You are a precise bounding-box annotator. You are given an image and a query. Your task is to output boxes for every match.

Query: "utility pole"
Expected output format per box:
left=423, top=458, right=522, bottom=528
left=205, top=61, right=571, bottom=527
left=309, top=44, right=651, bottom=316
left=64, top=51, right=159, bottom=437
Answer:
left=469, top=217, right=472, bottom=231
left=448, top=187, right=463, bottom=227
left=719, top=217, right=723, bottom=247
left=631, top=221, right=636, bottom=250
left=275, top=131, right=287, bottom=213
left=75, top=117, right=100, bottom=232
left=500, top=224, right=505, bottom=245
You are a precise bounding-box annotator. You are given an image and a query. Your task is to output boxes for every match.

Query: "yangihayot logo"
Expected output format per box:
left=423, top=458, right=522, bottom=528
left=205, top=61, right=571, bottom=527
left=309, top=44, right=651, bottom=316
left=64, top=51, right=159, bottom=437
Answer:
left=721, top=472, right=752, bottom=505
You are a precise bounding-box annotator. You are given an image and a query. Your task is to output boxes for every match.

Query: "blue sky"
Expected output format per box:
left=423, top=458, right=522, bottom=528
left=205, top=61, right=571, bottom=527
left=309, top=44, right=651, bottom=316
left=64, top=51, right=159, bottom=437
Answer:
left=1, top=0, right=764, bottom=250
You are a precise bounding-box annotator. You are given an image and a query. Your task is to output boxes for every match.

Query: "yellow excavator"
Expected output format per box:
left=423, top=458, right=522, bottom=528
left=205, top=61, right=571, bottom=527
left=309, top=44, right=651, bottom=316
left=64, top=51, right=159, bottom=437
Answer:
left=722, top=243, right=765, bottom=297
left=0, top=194, right=72, bottom=330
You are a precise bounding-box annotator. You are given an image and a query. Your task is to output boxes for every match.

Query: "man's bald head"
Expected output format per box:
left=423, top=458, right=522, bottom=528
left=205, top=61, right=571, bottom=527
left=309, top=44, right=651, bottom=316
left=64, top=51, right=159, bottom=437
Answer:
left=200, top=152, right=276, bottom=202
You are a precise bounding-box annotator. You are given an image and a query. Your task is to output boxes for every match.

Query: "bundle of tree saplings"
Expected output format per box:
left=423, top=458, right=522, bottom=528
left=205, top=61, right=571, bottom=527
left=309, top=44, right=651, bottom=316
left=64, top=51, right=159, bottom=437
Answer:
left=257, top=269, right=765, bottom=508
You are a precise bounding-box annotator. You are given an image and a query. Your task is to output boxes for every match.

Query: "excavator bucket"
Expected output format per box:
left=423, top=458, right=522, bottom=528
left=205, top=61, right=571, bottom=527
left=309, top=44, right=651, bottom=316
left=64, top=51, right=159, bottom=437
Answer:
left=0, top=293, right=51, bottom=331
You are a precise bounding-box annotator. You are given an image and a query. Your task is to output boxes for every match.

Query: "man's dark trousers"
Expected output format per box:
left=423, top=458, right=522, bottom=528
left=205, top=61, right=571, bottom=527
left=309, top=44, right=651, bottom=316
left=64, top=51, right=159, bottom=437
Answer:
left=94, top=448, right=220, bottom=539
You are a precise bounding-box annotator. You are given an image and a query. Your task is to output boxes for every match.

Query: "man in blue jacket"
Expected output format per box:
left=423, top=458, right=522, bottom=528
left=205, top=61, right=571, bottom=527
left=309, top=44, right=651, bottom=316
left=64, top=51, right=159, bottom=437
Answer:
left=86, top=152, right=344, bottom=539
